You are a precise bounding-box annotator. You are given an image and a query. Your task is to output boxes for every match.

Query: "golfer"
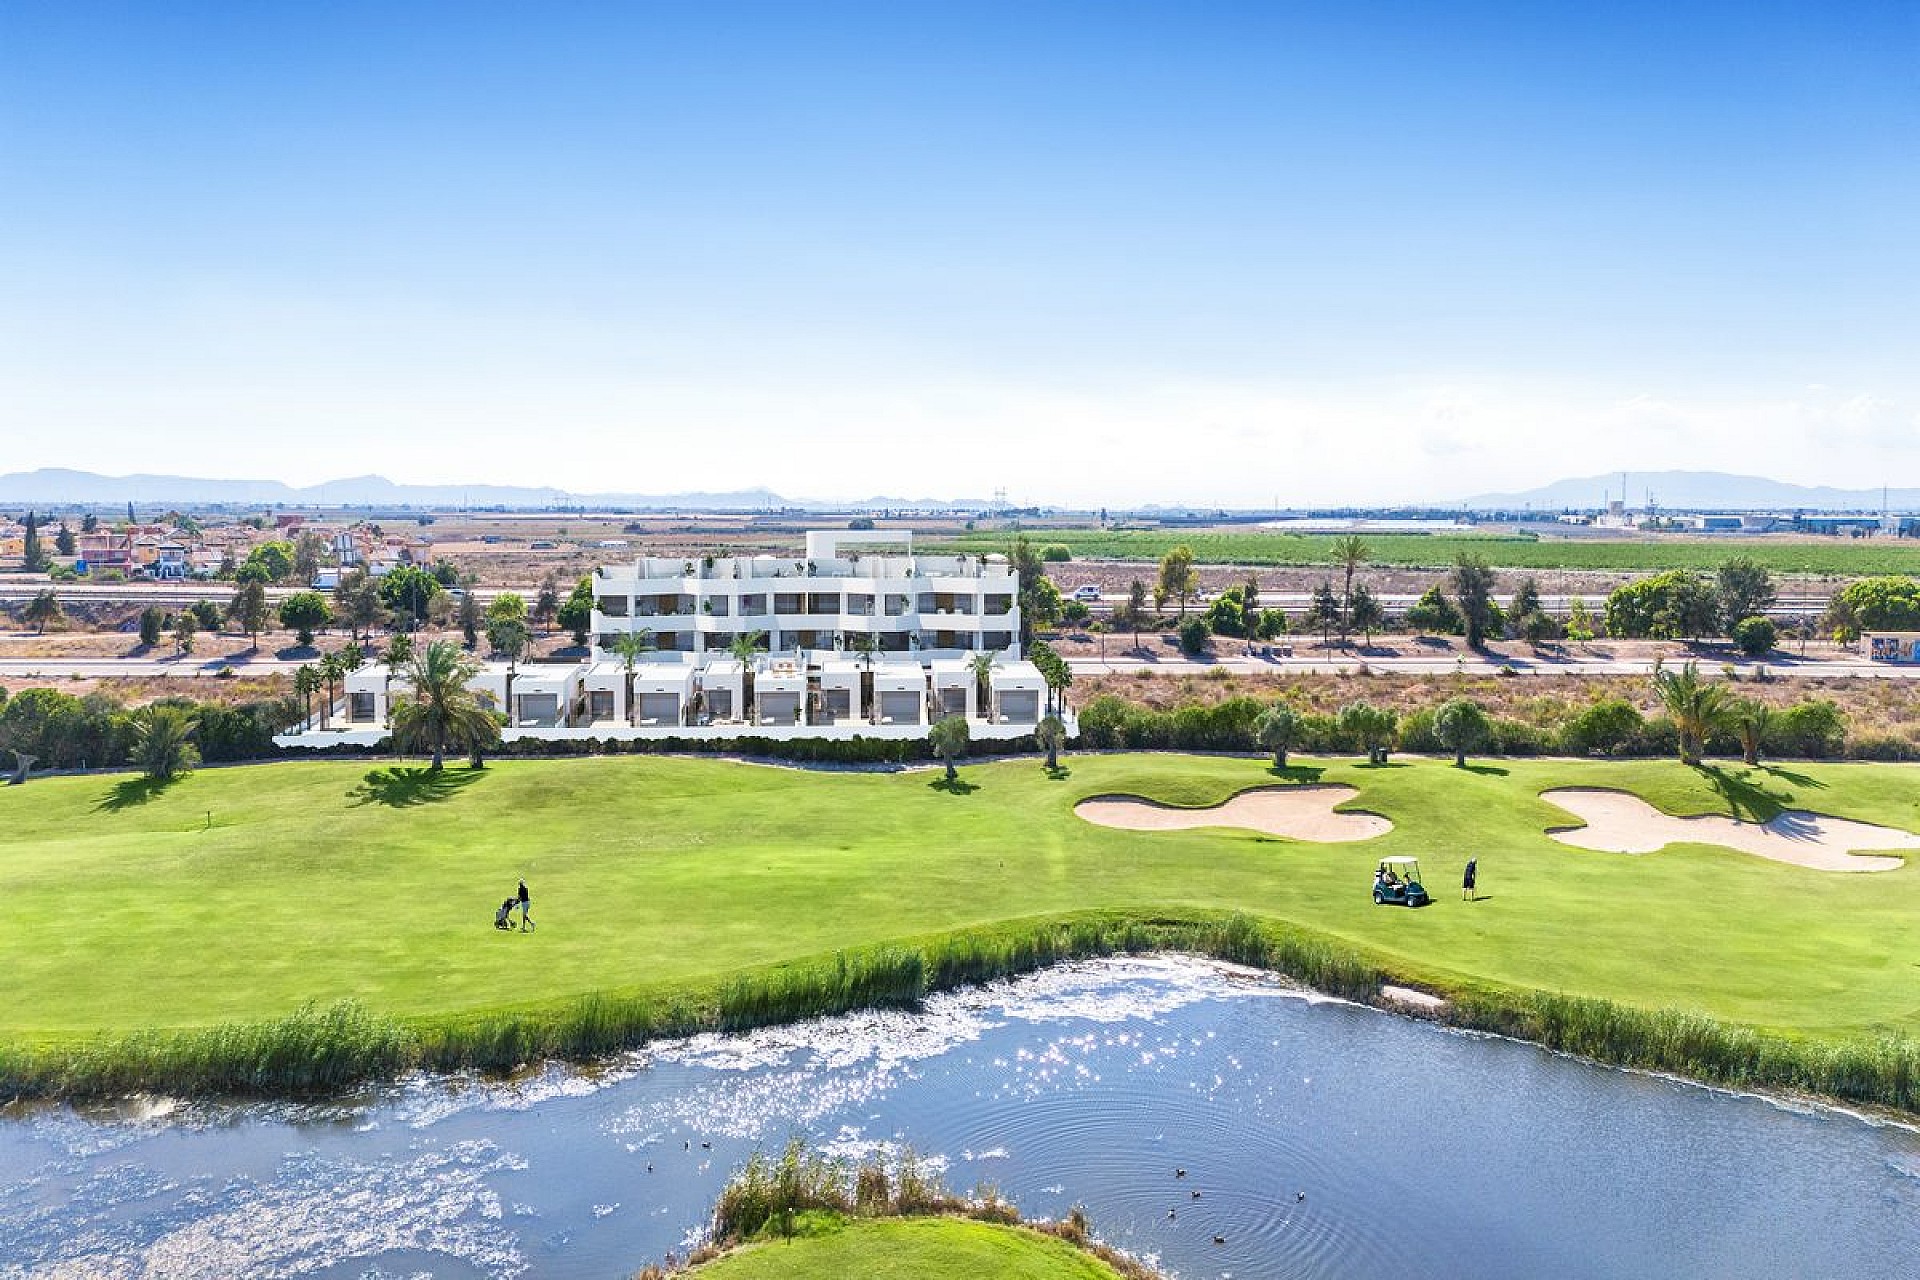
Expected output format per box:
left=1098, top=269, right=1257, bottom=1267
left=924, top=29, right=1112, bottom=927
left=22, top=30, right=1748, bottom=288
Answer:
left=517, top=878, right=534, bottom=931
left=1462, top=858, right=1478, bottom=902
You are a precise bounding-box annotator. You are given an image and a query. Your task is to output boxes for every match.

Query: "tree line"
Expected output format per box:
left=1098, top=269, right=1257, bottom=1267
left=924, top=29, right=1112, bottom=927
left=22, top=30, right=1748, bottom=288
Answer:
left=1077, top=667, right=1853, bottom=765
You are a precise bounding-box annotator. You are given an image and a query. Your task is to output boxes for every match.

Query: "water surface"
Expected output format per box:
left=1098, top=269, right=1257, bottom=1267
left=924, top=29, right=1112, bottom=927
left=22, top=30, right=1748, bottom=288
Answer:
left=3, top=957, right=1917, bottom=1278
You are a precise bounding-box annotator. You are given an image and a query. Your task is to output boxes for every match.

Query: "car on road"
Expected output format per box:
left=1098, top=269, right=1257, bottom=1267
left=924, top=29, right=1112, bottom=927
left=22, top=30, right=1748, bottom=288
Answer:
left=1072, top=585, right=1101, bottom=602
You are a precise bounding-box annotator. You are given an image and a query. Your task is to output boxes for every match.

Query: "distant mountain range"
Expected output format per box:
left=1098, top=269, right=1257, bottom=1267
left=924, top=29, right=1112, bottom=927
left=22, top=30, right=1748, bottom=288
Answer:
left=1459, top=471, right=1920, bottom=513
left=4, top=465, right=1911, bottom=515
left=0, top=468, right=991, bottom=512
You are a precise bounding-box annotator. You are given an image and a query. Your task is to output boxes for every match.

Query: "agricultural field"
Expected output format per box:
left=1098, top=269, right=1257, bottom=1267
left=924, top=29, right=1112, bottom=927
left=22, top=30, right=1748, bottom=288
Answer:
left=6, top=751, right=1920, bottom=1053
left=937, top=528, right=1920, bottom=576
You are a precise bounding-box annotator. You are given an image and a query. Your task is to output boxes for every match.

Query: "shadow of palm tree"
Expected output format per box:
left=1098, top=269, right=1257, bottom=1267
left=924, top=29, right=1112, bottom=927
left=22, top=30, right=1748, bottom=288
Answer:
left=1265, top=764, right=1327, bottom=783
left=349, top=765, right=485, bottom=808
left=1697, top=765, right=1792, bottom=822
left=1044, top=764, right=1073, bottom=781
left=1461, top=763, right=1511, bottom=777
left=94, top=775, right=179, bottom=812
left=928, top=775, right=981, bottom=796
left=1761, top=765, right=1825, bottom=790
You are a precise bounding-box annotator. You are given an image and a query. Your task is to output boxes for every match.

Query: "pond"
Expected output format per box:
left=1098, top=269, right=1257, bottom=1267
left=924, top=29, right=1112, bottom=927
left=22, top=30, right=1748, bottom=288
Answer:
left=4, top=957, right=1918, bottom=1278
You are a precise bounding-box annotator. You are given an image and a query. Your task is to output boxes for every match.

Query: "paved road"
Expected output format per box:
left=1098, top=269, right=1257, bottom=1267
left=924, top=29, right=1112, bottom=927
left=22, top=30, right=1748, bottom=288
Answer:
left=1066, top=653, right=1917, bottom=678
left=0, top=656, right=309, bottom=679
left=3, top=653, right=1915, bottom=683
left=0, top=580, right=508, bottom=608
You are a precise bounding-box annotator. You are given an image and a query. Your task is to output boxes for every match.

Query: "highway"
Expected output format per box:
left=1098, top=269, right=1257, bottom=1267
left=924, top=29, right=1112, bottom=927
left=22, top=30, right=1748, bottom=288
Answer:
left=0, top=579, right=1833, bottom=617
left=3, top=650, right=1914, bottom=684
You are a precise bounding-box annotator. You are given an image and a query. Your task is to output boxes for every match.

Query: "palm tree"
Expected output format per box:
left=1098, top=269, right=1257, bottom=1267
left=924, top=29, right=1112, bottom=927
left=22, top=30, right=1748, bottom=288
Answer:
left=1733, top=698, right=1770, bottom=767
left=846, top=631, right=878, bottom=719
left=968, top=651, right=995, bottom=719
left=1651, top=661, right=1733, bottom=766
left=1332, top=535, right=1370, bottom=641
left=728, top=630, right=766, bottom=721
left=929, top=713, right=970, bottom=783
left=131, top=705, right=200, bottom=782
left=383, top=632, right=414, bottom=678
left=1035, top=714, right=1067, bottom=772
left=390, top=640, right=497, bottom=770
left=293, top=664, right=319, bottom=727
left=614, top=627, right=655, bottom=719
left=317, top=651, right=345, bottom=729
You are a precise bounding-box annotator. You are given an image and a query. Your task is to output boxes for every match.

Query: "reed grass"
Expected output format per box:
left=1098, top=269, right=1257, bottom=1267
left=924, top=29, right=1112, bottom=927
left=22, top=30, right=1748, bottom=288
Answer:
left=679, top=1137, right=1162, bottom=1279
left=1448, top=988, right=1920, bottom=1112
left=7, top=912, right=1919, bottom=1119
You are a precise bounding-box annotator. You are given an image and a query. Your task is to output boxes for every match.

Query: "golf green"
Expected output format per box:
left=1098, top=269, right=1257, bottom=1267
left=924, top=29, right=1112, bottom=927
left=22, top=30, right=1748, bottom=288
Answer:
left=4, top=753, right=1918, bottom=1044
left=687, top=1217, right=1132, bottom=1279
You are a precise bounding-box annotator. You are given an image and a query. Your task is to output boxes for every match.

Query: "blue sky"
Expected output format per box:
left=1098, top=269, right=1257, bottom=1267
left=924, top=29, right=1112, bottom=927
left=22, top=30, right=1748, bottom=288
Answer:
left=1, top=2, right=1914, bottom=505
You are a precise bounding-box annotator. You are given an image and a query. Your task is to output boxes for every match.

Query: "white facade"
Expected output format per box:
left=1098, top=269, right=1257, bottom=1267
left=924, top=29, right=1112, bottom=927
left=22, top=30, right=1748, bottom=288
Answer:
left=276, top=531, right=1070, bottom=749
left=588, top=529, right=1019, bottom=660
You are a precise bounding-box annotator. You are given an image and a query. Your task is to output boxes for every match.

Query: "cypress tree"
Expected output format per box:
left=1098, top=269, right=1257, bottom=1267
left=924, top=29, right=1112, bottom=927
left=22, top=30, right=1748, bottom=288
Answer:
left=22, top=511, right=49, bottom=572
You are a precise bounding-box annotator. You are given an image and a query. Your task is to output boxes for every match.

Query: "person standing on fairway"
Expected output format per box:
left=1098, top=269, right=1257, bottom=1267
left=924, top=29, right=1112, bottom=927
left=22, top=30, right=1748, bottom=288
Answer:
left=1462, top=858, right=1478, bottom=902
left=517, top=879, right=534, bottom=931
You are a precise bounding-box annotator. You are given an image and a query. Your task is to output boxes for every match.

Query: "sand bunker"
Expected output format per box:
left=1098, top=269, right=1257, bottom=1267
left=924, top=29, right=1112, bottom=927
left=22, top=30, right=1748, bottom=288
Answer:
left=1542, top=788, right=1919, bottom=873
left=1076, top=785, right=1391, bottom=843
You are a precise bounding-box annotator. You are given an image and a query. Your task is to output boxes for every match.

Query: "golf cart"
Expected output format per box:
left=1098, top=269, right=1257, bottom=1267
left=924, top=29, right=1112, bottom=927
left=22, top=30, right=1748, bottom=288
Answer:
left=1372, top=856, right=1430, bottom=908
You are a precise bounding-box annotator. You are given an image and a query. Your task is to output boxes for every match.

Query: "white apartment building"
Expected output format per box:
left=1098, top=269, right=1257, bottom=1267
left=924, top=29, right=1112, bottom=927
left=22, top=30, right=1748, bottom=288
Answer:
left=588, top=529, right=1020, bottom=659
left=277, top=530, right=1067, bottom=748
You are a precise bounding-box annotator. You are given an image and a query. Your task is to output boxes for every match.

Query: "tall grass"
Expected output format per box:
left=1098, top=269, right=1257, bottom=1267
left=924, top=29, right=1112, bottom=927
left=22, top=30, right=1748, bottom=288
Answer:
left=21, top=1000, right=410, bottom=1097
left=1449, top=988, right=1920, bottom=1112
left=690, top=1137, right=1162, bottom=1280
left=7, top=913, right=1919, bottom=1117
left=718, top=948, right=925, bottom=1031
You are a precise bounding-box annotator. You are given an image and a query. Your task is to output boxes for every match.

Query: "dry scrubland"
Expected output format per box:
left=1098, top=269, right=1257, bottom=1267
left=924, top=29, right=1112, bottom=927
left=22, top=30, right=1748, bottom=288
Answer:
left=1078, top=668, right=1920, bottom=746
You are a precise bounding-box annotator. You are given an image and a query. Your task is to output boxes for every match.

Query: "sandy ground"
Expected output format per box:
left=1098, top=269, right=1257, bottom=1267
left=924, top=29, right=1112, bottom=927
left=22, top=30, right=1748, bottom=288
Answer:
left=1075, top=785, right=1392, bottom=842
left=1542, top=787, right=1918, bottom=872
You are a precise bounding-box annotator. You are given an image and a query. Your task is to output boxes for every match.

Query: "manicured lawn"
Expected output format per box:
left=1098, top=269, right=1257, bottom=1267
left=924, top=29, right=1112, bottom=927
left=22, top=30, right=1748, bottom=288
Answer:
left=689, top=1218, right=1128, bottom=1279
left=935, top=528, right=1920, bottom=575
left=4, top=752, right=1920, bottom=1044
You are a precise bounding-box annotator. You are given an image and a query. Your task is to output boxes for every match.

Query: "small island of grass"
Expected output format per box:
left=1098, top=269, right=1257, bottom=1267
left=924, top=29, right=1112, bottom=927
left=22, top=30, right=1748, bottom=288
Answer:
left=641, top=1140, right=1161, bottom=1280
left=684, top=1216, right=1137, bottom=1280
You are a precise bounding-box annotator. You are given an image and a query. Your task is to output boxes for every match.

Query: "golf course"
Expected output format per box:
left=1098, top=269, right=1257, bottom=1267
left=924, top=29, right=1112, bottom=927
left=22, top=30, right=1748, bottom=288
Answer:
left=5, top=751, right=1920, bottom=1098
left=685, top=1218, right=1136, bottom=1279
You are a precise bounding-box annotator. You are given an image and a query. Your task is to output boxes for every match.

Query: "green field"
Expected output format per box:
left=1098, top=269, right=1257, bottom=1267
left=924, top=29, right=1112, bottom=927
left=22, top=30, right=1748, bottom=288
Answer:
left=689, top=1217, right=1130, bottom=1279
left=937, top=528, right=1920, bottom=576
left=4, top=752, right=1920, bottom=1052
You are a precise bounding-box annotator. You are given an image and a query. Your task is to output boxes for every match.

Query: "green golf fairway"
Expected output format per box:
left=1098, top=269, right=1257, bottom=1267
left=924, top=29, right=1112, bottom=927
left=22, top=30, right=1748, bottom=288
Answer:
left=4, top=753, right=1919, bottom=1043
left=688, top=1218, right=1131, bottom=1279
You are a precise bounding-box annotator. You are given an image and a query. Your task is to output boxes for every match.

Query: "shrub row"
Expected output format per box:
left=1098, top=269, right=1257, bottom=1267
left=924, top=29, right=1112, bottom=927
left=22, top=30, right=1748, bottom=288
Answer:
left=1076, top=691, right=1857, bottom=760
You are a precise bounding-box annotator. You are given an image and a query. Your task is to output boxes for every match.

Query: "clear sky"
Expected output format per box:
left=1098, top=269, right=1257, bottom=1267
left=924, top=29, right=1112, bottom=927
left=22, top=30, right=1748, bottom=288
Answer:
left=1, top=1, right=1914, bottom=506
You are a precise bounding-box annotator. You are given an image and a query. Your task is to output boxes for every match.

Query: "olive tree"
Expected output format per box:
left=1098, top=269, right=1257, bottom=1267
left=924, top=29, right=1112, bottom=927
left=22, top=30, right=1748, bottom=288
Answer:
left=1433, top=697, right=1491, bottom=768
left=1255, top=704, right=1298, bottom=769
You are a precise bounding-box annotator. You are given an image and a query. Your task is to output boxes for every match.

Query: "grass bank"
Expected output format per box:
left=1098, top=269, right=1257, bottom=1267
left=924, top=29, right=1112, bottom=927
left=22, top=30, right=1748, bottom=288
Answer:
left=647, top=1138, right=1161, bottom=1280
left=4, top=753, right=1920, bottom=1105
left=684, top=1218, right=1136, bottom=1280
